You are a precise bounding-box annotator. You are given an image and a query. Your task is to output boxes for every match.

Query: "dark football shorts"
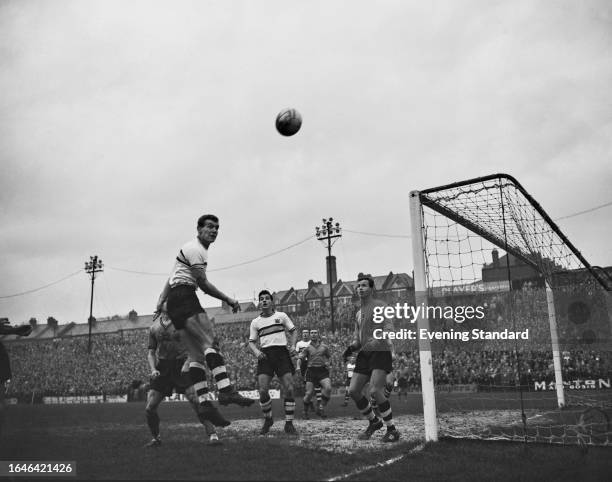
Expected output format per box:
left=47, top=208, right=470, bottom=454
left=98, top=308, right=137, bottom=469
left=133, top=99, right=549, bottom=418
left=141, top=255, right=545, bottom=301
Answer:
left=345, top=375, right=353, bottom=386
left=257, top=346, right=295, bottom=378
left=354, top=350, right=393, bottom=376
left=150, top=358, right=192, bottom=397
left=0, top=342, right=11, bottom=383
left=398, top=377, right=408, bottom=389
left=167, top=285, right=205, bottom=329
left=306, top=366, right=330, bottom=385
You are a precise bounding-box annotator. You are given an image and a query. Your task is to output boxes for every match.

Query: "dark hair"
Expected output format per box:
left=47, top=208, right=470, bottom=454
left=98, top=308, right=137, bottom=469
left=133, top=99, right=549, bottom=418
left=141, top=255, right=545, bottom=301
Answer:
left=357, top=273, right=375, bottom=288
left=197, top=214, right=219, bottom=228
left=258, top=290, right=273, bottom=301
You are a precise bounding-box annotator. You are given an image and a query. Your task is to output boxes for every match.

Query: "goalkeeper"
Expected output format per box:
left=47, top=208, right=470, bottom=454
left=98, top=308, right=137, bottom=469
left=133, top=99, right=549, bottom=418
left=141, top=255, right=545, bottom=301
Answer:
left=0, top=320, right=33, bottom=437
left=343, top=274, right=400, bottom=442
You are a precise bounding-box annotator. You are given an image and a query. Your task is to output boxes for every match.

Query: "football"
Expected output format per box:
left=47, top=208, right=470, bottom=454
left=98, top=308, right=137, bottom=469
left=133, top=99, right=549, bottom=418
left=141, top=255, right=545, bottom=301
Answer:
left=275, top=108, right=302, bottom=136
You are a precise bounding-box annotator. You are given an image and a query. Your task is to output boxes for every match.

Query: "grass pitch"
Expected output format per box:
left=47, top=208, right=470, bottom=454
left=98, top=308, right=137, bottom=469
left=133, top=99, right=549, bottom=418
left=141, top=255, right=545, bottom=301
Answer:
left=1, top=397, right=611, bottom=480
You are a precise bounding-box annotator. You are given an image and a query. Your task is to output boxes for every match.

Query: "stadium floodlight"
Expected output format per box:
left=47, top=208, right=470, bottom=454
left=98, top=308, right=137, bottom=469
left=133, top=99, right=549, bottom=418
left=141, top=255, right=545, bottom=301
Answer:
left=409, top=173, right=611, bottom=446
left=316, top=218, right=342, bottom=331
left=84, top=255, right=104, bottom=354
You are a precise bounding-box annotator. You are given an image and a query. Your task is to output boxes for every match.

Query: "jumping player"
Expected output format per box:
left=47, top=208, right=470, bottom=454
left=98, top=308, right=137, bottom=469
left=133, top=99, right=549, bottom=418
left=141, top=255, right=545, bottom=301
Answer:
left=0, top=320, right=32, bottom=437
left=155, top=214, right=253, bottom=423
left=145, top=309, right=226, bottom=447
left=248, top=290, right=298, bottom=435
left=343, top=274, right=400, bottom=442
left=298, top=329, right=332, bottom=419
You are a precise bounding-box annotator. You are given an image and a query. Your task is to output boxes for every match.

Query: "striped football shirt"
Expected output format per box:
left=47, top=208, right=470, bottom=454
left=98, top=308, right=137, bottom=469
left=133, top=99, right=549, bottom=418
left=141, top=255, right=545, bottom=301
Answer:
left=249, top=311, right=296, bottom=348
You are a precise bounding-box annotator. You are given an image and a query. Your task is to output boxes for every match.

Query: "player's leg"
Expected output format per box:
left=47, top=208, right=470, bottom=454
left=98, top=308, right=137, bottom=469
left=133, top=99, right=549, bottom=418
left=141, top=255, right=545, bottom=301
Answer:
left=369, top=358, right=400, bottom=442
left=314, top=384, right=322, bottom=411
left=258, top=374, right=274, bottom=434
left=182, top=311, right=252, bottom=407
left=144, top=389, right=164, bottom=447
left=302, top=381, right=314, bottom=419
left=180, top=332, right=231, bottom=426
left=343, top=375, right=351, bottom=406
left=185, top=385, right=222, bottom=445
left=279, top=372, right=297, bottom=434
left=350, top=352, right=383, bottom=440
left=318, top=376, right=332, bottom=418
left=277, top=350, right=297, bottom=435
left=384, top=371, right=395, bottom=399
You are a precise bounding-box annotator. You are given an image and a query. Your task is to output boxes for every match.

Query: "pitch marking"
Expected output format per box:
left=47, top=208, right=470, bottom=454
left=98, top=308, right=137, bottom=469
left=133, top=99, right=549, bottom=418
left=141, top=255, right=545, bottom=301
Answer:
left=326, top=442, right=425, bottom=481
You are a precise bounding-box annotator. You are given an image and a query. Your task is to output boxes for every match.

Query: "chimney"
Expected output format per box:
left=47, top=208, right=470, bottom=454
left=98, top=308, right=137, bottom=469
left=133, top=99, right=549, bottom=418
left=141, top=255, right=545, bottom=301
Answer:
left=326, top=255, right=337, bottom=286
left=492, top=249, right=499, bottom=267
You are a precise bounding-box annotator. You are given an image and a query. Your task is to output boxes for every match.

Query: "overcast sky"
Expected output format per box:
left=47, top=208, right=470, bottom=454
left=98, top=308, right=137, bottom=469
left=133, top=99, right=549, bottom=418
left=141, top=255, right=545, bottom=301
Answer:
left=1, top=0, right=611, bottom=324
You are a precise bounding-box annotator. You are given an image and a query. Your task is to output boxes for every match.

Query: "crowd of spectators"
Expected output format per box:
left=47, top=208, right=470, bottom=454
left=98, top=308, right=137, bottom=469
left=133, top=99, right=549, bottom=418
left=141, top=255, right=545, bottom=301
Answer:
left=4, top=290, right=611, bottom=399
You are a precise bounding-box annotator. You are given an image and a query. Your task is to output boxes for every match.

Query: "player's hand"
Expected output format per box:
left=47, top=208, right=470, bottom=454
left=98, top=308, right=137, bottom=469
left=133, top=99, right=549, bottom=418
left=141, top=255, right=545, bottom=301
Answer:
left=342, top=346, right=353, bottom=363
left=227, top=298, right=241, bottom=313
left=288, top=346, right=298, bottom=358
left=150, top=369, right=160, bottom=379
left=14, top=324, right=33, bottom=337
left=257, top=351, right=267, bottom=361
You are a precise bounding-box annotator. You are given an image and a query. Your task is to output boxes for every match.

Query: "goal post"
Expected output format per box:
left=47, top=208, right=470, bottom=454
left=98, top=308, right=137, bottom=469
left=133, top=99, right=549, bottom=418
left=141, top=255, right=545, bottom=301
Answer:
left=409, top=173, right=611, bottom=445
left=409, top=190, right=438, bottom=442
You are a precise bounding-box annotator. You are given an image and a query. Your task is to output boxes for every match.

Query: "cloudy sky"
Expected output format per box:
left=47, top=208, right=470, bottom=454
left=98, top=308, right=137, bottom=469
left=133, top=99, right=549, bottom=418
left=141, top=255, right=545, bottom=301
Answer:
left=1, top=0, right=611, bottom=325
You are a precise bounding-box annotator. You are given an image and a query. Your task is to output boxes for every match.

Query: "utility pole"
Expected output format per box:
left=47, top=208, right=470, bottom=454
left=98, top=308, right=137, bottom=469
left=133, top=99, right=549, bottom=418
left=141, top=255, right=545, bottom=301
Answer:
left=315, top=218, right=342, bottom=332
left=84, top=255, right=103, bottom=354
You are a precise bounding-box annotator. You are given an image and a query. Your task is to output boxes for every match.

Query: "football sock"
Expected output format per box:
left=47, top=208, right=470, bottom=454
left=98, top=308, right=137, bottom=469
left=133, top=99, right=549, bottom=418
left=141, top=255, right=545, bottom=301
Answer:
left=384, top=383, right=393, bottom=399
left=284, top=397, right=295, bottom=422
left=205, top=348, right=232, bottom=392
left=315, top=387, right=322, bottom=405
left=189, top=362, right=211, bottom=403
left=260, top=393, right=272, bottom=419
left=378, top=400, right=394, bottom=427
left=356, top=396, right=377, bottom=421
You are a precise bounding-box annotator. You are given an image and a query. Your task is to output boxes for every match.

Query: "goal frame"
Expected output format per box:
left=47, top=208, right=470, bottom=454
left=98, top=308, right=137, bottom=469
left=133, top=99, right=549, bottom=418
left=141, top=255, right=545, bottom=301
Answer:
left=409, top=173, right=609, bottom=442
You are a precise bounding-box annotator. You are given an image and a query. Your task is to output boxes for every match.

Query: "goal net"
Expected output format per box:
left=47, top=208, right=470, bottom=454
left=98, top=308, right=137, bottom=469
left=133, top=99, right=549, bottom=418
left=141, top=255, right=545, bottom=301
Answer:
left=408, top=173, right=611, bottom=446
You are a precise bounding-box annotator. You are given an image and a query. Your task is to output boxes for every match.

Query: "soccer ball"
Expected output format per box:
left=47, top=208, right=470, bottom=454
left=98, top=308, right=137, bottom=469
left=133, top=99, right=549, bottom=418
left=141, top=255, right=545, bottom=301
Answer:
left=275, top=108, right=302, bottom=136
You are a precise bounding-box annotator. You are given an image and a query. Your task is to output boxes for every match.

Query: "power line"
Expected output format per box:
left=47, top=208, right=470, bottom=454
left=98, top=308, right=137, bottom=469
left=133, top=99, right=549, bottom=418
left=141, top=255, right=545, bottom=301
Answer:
left=553, top=200, right=612, bottom=221
left=1, top=200, right=609, bottom=299
left=343, top=229, right=411, bottom=239
left=107, top=235, right=314, bottom=277
left=0, top=270, right=82, bottom=299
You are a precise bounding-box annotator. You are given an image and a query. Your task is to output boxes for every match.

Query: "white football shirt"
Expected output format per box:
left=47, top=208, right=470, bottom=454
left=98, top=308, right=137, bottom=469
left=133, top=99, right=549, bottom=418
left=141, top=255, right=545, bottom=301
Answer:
left=169, top=239, right=208, bottom=288
left=249, top=311, right=295, bottom=348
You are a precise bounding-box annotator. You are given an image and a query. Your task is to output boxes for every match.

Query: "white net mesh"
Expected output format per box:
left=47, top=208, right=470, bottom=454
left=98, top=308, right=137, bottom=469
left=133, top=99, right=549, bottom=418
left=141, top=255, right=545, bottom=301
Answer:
left=412, top=174, right=611, bottom=446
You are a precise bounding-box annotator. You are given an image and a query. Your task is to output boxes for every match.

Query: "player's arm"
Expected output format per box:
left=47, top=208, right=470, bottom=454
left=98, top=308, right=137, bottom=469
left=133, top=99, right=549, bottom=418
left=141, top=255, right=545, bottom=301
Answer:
left=383, top=307, right=397, bottom=358
left=297, top=346, right=310, bottom=374
left=248, top=340, right=266, bottom=360
left=147, top=329, right=160, bottom=377
left=324, top=345, right=332, bottom=369
left=195, top=273, right=240, bottom=313
left=156, top=278, right=170, bottom=313
left=343, top=314, right=362, bottom=361
left=147, top=349, right=160, bottom=377
left=248, top=322, right=266, bottom=360
left=281, top=313, right=298, bottom=356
